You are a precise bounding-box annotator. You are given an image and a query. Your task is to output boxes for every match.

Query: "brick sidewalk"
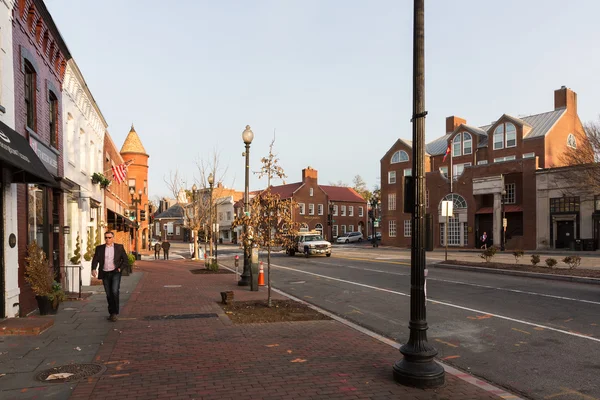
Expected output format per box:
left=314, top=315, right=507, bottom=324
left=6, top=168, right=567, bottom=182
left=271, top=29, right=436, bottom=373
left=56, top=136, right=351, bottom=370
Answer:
left=69, top=259, right=507, bottom=400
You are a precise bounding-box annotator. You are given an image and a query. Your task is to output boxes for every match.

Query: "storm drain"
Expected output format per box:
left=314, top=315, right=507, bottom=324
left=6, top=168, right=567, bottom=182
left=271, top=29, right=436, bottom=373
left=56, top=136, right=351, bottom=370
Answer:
left=143, top=313, right=218, bottom=321
left=35, top=363, right=106, bottom=383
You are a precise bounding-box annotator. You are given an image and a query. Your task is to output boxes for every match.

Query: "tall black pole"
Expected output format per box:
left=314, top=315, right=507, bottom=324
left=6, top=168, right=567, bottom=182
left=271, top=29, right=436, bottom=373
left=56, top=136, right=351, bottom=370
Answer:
left=239, top=142, right=251, bottom=286
left=393, top=0, right=445, bottom=388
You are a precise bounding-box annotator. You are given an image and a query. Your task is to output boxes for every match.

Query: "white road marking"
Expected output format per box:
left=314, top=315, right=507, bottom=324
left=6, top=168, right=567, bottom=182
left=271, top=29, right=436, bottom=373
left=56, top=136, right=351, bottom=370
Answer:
left=271, top=263, right=600, bottom=343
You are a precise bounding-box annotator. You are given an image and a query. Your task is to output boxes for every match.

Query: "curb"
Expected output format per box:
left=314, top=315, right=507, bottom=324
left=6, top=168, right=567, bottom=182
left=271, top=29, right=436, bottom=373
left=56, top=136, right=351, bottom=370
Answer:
left=432, top=263, right=600, bottom=285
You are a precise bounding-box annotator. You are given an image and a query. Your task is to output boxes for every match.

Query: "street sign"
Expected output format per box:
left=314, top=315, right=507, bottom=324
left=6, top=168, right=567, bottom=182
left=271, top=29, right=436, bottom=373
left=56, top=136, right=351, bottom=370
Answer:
left=441, top=201, right=453, bottom=217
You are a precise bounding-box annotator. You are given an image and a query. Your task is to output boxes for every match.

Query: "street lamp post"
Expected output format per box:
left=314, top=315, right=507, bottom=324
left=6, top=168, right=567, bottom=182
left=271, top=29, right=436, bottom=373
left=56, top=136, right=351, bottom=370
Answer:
left=501, top=189, right=506, bottom=251
left=393, top=0, right=445, bottom=388
left=370, top=198, right=379, bottom=248
left=192, top=184, right=199, bottom=260
left=239, top=125, right=254, bottom=286
left=208, top=173, right=214, bottom=264
left=129, top=187, right=142, bottom=260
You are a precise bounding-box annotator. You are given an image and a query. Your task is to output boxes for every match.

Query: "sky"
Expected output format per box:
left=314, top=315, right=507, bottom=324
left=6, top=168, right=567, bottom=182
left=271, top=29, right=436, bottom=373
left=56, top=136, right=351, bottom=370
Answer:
left=45, top=0, right=600, bottom=200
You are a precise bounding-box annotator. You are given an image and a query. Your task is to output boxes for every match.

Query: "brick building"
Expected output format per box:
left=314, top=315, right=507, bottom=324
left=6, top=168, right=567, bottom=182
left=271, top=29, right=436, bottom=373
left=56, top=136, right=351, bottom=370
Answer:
left=235, top=167, right=367, bottom=241
left=13, top=0, right=71, bottom=315
left=380, top=86, right=585, bottom=250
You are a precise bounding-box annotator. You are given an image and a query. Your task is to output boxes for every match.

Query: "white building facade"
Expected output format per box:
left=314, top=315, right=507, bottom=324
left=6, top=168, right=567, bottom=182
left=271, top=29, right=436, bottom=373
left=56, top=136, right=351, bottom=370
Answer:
left=215, top=196, right=235, bottom=243
left=0, top=0, right=18, bottom=317
left=61, top=59, right=107, bottom=286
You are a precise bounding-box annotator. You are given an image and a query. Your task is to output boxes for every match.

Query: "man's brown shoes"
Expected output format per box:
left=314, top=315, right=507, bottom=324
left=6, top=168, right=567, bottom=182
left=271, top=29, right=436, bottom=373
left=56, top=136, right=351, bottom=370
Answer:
left=108, top=314, right=118, bottom=322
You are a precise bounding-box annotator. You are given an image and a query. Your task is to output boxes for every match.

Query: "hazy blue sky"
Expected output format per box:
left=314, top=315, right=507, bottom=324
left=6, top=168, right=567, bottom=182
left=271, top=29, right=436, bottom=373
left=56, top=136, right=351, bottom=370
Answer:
left=45, top=0, right=600, bottom=199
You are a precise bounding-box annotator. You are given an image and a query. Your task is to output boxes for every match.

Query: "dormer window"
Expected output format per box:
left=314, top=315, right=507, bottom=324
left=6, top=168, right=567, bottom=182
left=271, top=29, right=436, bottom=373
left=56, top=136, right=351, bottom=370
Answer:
left=452, top=132, right=473, bottom=157
left=391, top=150, right=409, bottom=163
left=567, top=134, right=577, bottom=149
left=493, top=122, right=516, bottom=150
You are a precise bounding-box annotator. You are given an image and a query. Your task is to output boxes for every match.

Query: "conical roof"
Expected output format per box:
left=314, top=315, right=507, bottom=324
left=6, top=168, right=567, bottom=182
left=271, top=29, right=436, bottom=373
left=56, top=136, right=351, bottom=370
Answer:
left=120, top=124, right=147, bottom=155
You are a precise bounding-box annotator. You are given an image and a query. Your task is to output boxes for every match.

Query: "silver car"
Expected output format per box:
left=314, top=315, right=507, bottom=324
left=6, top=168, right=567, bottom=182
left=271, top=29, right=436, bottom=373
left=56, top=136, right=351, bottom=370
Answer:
left=336, top=232, right=363, bottom=244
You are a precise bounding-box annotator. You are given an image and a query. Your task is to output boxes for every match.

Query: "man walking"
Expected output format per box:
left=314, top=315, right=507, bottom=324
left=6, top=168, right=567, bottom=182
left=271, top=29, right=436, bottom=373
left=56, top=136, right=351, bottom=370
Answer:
left=154, top=242, right=161, bottom=260
left=91, top=231, right=128, bottom=322
left=162, top=240, right=171, bottom=260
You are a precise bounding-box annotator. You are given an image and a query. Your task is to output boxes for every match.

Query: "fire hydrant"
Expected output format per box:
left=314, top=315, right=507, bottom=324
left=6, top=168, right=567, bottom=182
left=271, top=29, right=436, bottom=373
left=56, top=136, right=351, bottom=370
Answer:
left=234, top=255, right=239, bottom=268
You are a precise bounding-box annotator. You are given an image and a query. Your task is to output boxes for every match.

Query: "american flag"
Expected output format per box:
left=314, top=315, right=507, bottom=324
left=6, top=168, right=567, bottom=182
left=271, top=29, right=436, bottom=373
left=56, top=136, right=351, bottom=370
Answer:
left=442, top=145, right=451, bottom=162
left=111, top=160, right=131, bottom=184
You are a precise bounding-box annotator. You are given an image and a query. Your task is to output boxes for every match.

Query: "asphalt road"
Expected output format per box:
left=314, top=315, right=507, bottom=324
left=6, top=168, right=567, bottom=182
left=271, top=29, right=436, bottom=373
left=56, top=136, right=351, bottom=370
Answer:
left=255, top=244, right=600, bottom=400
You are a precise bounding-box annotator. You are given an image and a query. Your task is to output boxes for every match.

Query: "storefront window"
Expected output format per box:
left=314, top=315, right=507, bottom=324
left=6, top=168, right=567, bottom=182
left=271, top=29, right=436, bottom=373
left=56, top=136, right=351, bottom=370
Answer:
left=28, top=185, right=46, bottom=250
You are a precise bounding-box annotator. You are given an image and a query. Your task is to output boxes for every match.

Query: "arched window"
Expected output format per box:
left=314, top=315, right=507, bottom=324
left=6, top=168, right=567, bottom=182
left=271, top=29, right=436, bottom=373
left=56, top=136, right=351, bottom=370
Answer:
left=463, top=132, right=472, bottom=155
left=391, top=150, right=409, bottom=163
left=493, top=122, right=517, bottom=150
left=315, top=224, right=323, bottom=235
left=49, top=91, right=58, bottom=148
left=452, top=135, right=461, bottom=157
left=300, top=223, right=309, bottom=232
left=438, top=193, right=468, bottom=211
left=567, top=134, right=577, bottom=149
left=24, top=60, right=36, bottom=130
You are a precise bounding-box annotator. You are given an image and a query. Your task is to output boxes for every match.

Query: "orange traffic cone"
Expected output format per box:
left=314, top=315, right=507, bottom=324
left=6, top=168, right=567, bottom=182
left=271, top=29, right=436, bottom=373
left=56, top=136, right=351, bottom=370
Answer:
left=258, top=262, right=265, bottom=286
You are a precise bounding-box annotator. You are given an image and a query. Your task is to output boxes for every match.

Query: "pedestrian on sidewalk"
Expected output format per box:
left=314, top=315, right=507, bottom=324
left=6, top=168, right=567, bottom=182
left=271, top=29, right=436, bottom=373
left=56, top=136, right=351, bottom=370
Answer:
left=481, top=231, right=488, bottom=249
left=162, top=240, right=170, bottom=260
left=154, top=242, right=161, bottom=260
left=91, top=231, right=128, bottom=322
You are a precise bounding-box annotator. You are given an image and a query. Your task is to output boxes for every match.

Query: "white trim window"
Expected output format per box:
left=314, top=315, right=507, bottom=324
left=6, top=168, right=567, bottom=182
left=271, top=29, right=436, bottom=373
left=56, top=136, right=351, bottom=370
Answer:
left=342, top=225, right=347, bottom=234
left=404, top=168, right=412, bottom=176
left=348, top=225, right=354, bottom=232
left=493, top=122, right=516, bottom=150
left=503, top=183, right=516, bottom=204
left=388, top=193, right=396, bottom=211
left=439, top=166, right=448, bottom=178
left=332, top=225, right=338, bottom=237
left=391, top=150, right=409, bottom=163
left=349, top=206, right=354, bottom=217
left=341, top=205, right=346, bottom=216
left=452, top=134, right=461, bottom=157
left=299, top=203, right=306, bottom=215
left=309, top=188, right=314, bottom=196
left=463, top=132, right=472, bottom=155
left=523, top=152, right=535, bottom=159
left=333, top=205, right=338, bottom=216
left=477, top=160, right=488, bottom=165
left=309, top=203, right=315, bottom=215
left=318, top=204, right=323, bottom=215
left=494, top=155, right=516, bottom=163
left=567, top=134, right=577, bottom=149
left=404, top=220, right=411, bottom=237
left=389, top=220, right=397, bottom=237
left=388, top=171, right=396, bottom=184
left=452, top=162, right=471, bottom=180
left=358, top=206, right=364, bottom=217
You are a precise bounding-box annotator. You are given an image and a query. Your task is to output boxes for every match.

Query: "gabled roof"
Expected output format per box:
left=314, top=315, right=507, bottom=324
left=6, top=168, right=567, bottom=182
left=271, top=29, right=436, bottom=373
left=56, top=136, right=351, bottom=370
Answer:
left=320, top=186, right=365, bottom=203
left=426, top=108, right=567, bottom=155
left=154, top=204, right=185, bottom=219
left=268, top=182, right=303, bottom=199
left=381, top=138, right=416, bottom=162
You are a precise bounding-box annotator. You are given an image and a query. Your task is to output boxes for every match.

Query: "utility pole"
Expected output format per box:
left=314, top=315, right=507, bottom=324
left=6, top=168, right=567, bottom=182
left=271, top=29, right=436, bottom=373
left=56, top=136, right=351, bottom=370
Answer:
left=393, top=0, right=445, bottom=388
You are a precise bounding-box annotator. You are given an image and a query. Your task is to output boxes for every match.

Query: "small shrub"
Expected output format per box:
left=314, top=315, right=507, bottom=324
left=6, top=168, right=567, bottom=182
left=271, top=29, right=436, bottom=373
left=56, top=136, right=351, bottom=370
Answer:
left=531, top=254, right=540, bottom=266
left=127, top=253, right=136, bottom=267
left=513, top=250, right=525, bottom=264
left=83, top=231, right=94, bottom=262
left=207, top=260, right=219, bottom=272
left=545, top=258, right=557, bottom=268
left=562, top=256, right=581, bottom=270
left=70, top=232, right=82, bottom=264
left=25, top=241, right=53, bottom=297
left=479, top=246, right=497, bottom=262
left=50, top=281, right=66, bottom=303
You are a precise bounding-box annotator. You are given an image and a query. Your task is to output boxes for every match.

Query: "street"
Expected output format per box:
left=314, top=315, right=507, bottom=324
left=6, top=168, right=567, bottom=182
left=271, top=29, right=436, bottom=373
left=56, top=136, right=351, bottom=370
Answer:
left=236, top=244, right=600, bottom=400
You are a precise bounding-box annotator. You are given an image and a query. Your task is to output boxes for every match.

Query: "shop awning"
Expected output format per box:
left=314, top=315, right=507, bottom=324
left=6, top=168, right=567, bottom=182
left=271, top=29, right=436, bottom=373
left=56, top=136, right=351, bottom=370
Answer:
left=0, top=120, right=56, bottom=185
left=476, top=205, right=524, bottom=214
left=107, top=208, right=135, bottom=231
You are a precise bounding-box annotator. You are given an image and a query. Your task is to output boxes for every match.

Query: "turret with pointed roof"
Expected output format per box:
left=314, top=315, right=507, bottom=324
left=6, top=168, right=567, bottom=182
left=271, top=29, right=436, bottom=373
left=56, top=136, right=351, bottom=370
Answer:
left=120, top=124, right=148, bottom=155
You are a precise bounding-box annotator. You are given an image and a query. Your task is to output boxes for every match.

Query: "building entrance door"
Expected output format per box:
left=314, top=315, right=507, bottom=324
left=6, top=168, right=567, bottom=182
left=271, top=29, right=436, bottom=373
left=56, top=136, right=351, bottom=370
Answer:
left=556, top=220, right=574, bottom=249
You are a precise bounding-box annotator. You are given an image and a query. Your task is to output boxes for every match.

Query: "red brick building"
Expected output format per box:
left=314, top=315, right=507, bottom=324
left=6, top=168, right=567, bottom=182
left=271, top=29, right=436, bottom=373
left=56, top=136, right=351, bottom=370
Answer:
left=14, top=0, right=71, bottom=315
left=380, top=86, right=584, bottom=250
left=238, top=167, right=368, bottom=241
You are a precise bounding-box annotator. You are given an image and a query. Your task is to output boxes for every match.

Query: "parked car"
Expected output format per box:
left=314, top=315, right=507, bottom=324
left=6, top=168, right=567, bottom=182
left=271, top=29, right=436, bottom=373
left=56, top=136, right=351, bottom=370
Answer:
left=336, top=232, right=363, bottom=244
left=367, top=232, right=382, bottom=241
left=150, top=238, right=161, bottom=247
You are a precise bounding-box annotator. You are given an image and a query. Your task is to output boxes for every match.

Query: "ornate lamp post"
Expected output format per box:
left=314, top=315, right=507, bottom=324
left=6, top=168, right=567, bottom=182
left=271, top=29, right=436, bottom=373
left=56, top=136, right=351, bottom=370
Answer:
left=328, top=201, right=335, bottom=241
left=192, top=184, right=199, bottom=259
left=208, top=173, right=214, bottom=263
left=501, top=189, right=506, bottom=251
left=370, top=197, right=379, bottom=248
left=129, top=187, right=142, bottom=260
left=393, top=0, right=445, bottom=388
left=239, top=125, right=254, bottom=286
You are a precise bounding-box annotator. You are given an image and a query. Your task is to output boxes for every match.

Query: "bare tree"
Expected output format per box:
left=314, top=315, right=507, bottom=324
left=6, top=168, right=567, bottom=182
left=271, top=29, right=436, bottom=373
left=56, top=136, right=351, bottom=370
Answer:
left=163, top=170, right=186, bottom=200
left=557, top=117, right=600, bottom=194
left=328, top=180, right=348, bottom=187
left=232, top=139, right=298, bottom=306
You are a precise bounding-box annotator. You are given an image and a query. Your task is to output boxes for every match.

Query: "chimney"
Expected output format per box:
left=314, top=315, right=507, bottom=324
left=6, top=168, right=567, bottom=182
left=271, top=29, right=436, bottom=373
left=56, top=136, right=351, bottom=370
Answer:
left=302, top=166, right=318, bottom=183
left=446, top=116, right=467, bottom=133
left=554, top=86, right=577, bottom=113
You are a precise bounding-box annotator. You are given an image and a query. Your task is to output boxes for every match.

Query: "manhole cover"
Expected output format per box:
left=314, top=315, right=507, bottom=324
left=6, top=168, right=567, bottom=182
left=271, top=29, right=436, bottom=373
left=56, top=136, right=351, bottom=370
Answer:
left=143, top=313, right=218, bottom=321
left=35, top=363, right=106, bottom=382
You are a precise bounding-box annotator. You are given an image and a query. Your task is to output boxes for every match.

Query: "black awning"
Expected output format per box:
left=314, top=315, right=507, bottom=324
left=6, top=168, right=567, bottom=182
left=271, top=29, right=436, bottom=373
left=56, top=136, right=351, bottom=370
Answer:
left=0, top=120, right=56, bottom=185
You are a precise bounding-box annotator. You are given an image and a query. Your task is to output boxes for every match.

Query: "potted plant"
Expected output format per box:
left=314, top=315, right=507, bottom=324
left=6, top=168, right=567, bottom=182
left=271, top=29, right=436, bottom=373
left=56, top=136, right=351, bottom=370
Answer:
left=25, top=241, right=65, bottom=315
left=81, top=230, right=95, bottom=285
left=91, top=172, right=111, bottom=189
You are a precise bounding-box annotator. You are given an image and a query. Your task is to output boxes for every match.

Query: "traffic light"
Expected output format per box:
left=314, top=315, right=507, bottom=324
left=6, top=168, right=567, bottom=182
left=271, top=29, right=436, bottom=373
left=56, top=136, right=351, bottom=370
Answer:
left=140, top=210, right=146, bottom=221
left=327, top=214, right=332, bottom=226
left=368, top=209, right=374, bottom=220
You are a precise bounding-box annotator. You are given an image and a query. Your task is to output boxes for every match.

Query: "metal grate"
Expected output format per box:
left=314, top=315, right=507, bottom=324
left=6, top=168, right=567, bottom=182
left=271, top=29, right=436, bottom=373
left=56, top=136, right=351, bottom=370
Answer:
left=36, top=363, right=106, bottom=382
left=143, top=313, right=218, bottom=321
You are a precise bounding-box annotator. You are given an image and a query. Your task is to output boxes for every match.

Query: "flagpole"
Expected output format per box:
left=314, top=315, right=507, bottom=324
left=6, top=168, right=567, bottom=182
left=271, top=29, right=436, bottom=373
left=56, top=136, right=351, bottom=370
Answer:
left=104, top=159, right=134, bottom=176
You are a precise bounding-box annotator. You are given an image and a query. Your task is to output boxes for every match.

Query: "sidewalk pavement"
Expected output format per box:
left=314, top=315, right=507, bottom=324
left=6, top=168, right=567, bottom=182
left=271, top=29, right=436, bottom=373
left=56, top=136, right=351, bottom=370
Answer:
left=0, top=258, right=520, bottom=400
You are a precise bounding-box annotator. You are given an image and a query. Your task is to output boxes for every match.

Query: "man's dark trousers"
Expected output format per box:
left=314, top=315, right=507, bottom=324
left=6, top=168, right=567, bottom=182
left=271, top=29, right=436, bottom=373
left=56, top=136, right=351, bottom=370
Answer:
left=102, top=270, right=121, bottom=316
